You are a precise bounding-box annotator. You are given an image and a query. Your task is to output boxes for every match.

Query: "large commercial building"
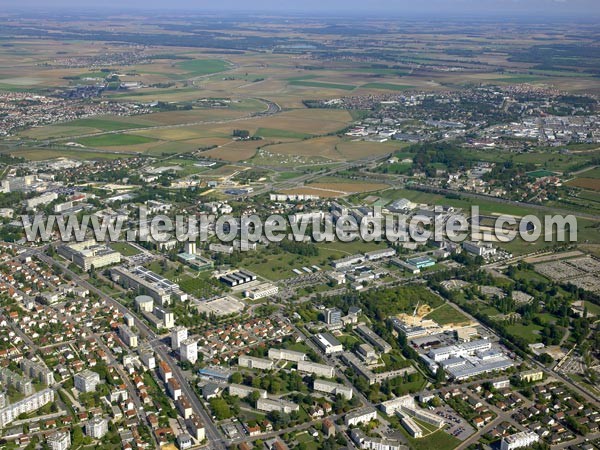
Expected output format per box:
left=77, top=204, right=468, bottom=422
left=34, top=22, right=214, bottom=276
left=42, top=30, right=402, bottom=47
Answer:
left=428, top=339, right=492, bottom=362
left=74, top=369, right=101, bottom=393
left=218, top=270, right=257, bottom=287
left=238, top=355, right=274, bottom=371
left=345, top=407, right=378, bottom=426
left=0, top=389, right=55, bottom=427
left=331, top=254, right=363, bottom=269
left=110, top=266, right=187, bottom=306
left=297, top=360, right=334, bottom=378
left=313, top=379, right=353, bottom=400
left=256, top=398, right=299, bottom=414
left=500, top=431, right=539, bottom=450
left=463, top=241, right=497, bottom=258
left=313, top=333, right=343, bottom=354
left=58, top=240, right=121, bottom=271
left=243, top=283, right=279, bottom=300
left=268, top=348, right=307, bottom=363
left=364, top=248, right=396, bottom=261
left=356, top=325, right=392, bottom=354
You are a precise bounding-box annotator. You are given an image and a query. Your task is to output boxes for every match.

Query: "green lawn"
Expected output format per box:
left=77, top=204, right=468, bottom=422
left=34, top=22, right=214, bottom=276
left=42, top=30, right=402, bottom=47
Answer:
left=77, top=134, right=157, bottom=147
left=276, top=171, right=304, bottom=181
left=504, top=323, right=543, bottom=344
left=109, top=242, right=141, bottom=256
left=405, top=430, right=460, bottom=450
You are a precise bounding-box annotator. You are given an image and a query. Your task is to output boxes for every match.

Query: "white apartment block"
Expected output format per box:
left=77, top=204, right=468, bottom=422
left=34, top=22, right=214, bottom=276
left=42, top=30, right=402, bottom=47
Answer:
left=268, top=348, right=307, bottom=363
left=85, top=417, right=108, bottom=439
left=297, top=360, right=334, bottom=378
left=74, top=369, right=101, bottom=393
left=180, top=338, right=198, bottom=364
left=47, top=431, right=71, bottom=450
left=256, top=397, right=300, bottom=414
left=0, top=389, right=55, bottom=427
left=501, top=431, right=539, bottom=450
left=171, top=326, right=188, bottom=350
left=238, top=355, right=274, bottom=370
left=313, top=379, right=353, bottom=400
left=345, top=407, right=378, bottom=426
left=228, top=383, right=267, bottom=399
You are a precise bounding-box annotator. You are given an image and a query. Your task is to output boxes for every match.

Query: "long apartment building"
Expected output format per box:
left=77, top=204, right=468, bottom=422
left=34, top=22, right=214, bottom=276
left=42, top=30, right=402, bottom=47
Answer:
left=268, top=348, right=307, bottom=363
left=297, top=360, right=334, bottom=378
left=356, top=324, right=392, bottom=354
left=0, top=388, right=55, bottom=427
left=238, top=355, right=274, bottom=371
left=313, top=379, right=353, bottom=400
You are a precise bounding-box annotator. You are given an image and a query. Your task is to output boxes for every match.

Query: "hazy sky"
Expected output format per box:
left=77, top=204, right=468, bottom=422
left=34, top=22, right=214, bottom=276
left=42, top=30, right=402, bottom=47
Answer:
left=3, top=0, right=599, bottom=16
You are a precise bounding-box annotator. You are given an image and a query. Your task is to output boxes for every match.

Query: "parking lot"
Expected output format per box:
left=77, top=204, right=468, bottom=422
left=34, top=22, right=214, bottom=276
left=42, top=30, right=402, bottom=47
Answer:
left=433, top=406, right=475, bottom=441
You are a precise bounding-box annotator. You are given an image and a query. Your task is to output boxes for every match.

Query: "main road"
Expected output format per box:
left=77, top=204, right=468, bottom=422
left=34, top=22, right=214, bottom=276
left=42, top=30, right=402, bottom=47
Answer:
left=35, top=251, right=227, bottom=450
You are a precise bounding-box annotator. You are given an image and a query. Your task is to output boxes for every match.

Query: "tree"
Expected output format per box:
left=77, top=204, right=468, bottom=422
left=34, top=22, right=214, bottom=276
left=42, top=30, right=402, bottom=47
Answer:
left=231, top=372, right=242, bottom=384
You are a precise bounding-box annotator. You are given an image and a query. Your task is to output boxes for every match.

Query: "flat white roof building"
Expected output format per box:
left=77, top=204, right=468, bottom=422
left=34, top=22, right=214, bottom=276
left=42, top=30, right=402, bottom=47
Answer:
left=313, top=333, right=343, bottom=354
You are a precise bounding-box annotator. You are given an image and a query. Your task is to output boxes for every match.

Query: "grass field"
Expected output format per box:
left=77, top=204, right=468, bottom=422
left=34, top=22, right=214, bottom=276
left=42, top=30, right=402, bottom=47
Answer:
left=567, top=177, right=600, bottom=191
left=361, top=82, right=413, bottom=91
left=425, top=304, right=471, bottom=326
left=288, top=79, right=356, bottom=90
left=77, top=134, right=158, bottom=147
left=254, top=128, right=312, bottom=139
left=109, top=242, right=141, bottom=256
left=504, top=322, right=544, bottom=344
left=404, top=430, right=460, bottom=450
left=9, top=147, right=133, bottom=161
left=57, top=117, right=150, bottom=131
left=175, top=59, right=231, bottom=77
